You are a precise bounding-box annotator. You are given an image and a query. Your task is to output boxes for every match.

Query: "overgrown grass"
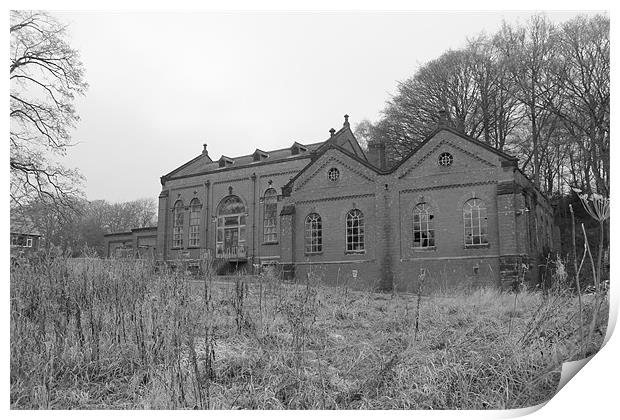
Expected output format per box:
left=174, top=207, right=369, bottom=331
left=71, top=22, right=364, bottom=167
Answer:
left=10, top=254, right=608, bottom=409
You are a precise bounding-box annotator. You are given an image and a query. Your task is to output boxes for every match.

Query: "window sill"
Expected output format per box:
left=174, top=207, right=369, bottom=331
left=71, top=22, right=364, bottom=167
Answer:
left=262, top=241, right=279, bottom=245
left=412, top=246, right=436, bottom=252
left=187, top=246, right=201, bottom=249
left=345, top=251, right=366, bottom=255
left=464, top=244, right=490, bottom=249
left=305, top=252, right=323, bottom=256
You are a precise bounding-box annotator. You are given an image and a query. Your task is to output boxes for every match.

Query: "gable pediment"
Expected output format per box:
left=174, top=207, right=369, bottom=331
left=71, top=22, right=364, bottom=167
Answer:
left=293, top=149, right=375, bottom=192
left=164, top=154, right=211, bottom=179
left=396, top=133, right=499, bottom=180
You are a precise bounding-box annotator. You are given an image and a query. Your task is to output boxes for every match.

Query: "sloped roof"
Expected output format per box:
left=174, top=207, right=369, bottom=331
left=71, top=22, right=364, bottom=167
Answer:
left=161, top=116, right=367, bottom=182
left=162, top=141, right=325, bottom=181
left=10, top=215, right=41, bottom=236
left=283, top=125, right=519, bottom=194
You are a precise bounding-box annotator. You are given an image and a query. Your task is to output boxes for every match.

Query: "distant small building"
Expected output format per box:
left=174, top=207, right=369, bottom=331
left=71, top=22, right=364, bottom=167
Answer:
left=103, top=227, right=158, bottom=258
left=10, top=217, right=42, bottom=255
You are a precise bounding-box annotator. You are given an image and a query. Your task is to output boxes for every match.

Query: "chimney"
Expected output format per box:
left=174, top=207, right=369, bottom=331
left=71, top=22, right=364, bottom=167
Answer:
left=368, top=139, right=387, bottom=170
left=438, top=109, right=449, bottom=127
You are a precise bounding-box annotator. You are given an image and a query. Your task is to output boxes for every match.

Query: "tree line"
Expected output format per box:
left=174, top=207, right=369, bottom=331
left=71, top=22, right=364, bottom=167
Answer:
left=355, top=13, right=609, bottom=198
left=13, top=198, right=157, bottom=257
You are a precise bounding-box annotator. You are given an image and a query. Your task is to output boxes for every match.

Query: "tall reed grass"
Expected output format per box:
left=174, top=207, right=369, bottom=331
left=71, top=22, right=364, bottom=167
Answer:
left=10, top=252, right=607, bottom=409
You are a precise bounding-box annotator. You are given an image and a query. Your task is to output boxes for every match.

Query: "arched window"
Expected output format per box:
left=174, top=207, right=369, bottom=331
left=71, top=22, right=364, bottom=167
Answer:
left=189, top=198, right=202, bottom=247
left=346, top=209, right=365, bottom=253
left=216, top=195, right=247, bottom=258
left=464, top=198, right=488, bottom=246
left=263, top=188, right=278, bottom=243
left=413, top=203, right=435, bottom=248
left=304, top=213, right=322, bottom=254
left=172, top=200, right=184, bottom=248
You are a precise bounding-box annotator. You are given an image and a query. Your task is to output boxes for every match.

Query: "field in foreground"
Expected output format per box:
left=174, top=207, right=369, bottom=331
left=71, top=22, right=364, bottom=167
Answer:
left=10, top=257, right=607, bottom=409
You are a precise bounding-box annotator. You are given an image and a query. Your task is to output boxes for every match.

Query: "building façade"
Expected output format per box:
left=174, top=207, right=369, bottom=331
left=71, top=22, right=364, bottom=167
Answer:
left=106, top=115, right=558, bottom=292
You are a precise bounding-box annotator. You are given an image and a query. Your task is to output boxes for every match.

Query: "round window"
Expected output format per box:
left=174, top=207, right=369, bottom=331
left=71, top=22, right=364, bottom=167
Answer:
left=438, top=152, right=453, bottom=167
left=327, top=167, right=340, bottom=182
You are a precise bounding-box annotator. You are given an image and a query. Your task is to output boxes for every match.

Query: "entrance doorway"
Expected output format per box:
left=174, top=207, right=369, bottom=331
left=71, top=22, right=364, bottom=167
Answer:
left=216, top=195, right=247, bottom=260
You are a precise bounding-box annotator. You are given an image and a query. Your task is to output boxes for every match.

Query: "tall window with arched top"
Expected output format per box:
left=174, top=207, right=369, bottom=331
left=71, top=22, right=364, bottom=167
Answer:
left=188, top=198, right=202, bottom=247
left=464, top=198, right=488, bottom=246
left=413, top=203, right=435, bottom=248
left=216, top=195, right=247, bottom=258
left=172, top=200, right=184, bottom=248
left=346, top=209, right=365, bottom=253
left=304, top=213, right=322, bottom=254
left=263, top=188, right=278, bottom=243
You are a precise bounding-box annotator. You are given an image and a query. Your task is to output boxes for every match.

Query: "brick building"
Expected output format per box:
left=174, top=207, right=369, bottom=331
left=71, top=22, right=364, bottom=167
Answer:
left=104, top=227, right=158, bottom=258
left=10, top=216, right=42, bottom=256
left=108, top=115, right=557, bottom=292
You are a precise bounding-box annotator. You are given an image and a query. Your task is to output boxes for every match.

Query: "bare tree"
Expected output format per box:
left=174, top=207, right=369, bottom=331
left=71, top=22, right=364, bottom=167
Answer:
left=548, top=15, right=610, bottom=195
left=20, top=197, right=157, bottom=256
left=10, top=11, right=87, bottom=210
left=494, top=15, right=562, bottom=189
left=351, top=13, right=608, bottom=199
left=467, top=36, right=523, bottom=151
left=95, top=198, right=157, bottom=233
left=359, top=49, right=489, bottom=166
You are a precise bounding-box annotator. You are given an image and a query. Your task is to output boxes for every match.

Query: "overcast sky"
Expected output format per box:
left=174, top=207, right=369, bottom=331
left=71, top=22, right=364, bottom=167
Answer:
left=52, top=10, right=594, bottom=203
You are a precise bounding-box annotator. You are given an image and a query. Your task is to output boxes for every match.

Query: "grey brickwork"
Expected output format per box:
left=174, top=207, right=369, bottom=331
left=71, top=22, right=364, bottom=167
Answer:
left=109, top=117, right=556, bottom=292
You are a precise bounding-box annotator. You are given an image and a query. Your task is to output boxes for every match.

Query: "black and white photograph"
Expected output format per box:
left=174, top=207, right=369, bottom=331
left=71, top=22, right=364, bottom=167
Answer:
left=8, top=4, right=612, bottom=413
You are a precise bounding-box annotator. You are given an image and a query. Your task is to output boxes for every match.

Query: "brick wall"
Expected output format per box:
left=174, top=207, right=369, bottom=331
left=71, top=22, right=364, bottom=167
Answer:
left=285, top=129, right=548, bottom=292
left=159, top=153, right=312, bottom=267
left=151, top=126, right=555, bottom=292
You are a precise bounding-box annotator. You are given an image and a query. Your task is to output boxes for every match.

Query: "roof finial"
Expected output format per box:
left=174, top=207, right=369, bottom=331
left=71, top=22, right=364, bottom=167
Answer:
left=344, top=114, right=350, bottom=127
left=202, top=143, right=208, bottom=155
left=329, top=128, right=336, bottom=137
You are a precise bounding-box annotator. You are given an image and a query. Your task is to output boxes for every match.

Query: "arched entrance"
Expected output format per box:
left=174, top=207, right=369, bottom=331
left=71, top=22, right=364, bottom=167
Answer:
left=216, top=195, right=247, bottom=260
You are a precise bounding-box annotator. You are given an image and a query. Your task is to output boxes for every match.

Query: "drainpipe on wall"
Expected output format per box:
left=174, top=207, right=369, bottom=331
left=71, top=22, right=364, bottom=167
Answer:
left=205, top=180, right=210, bottom=258
left=251, top=173, right=257, bottom=272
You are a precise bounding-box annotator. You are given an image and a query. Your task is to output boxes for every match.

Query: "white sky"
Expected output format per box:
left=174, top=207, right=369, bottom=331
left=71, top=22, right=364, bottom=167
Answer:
left=51, top=10, right=596, bottom=203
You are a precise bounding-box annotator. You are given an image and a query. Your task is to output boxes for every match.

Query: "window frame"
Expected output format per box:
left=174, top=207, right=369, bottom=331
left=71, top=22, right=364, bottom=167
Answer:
left=304, top=213, right=323, bottom=254
left=345, top=209, right=365, bottom=254
left=463, top=198, right=489, bottom=247
left=438, top=152, right=454, bottom=167
left=172, top=200, right=184, bottom=249
left=412, top=203, right=435, bottom=250
left=327, top=167, right=340, bottom=182
left=188, top=198, right=202, bottom=248
left=262, top=188, right=278, bottom=244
